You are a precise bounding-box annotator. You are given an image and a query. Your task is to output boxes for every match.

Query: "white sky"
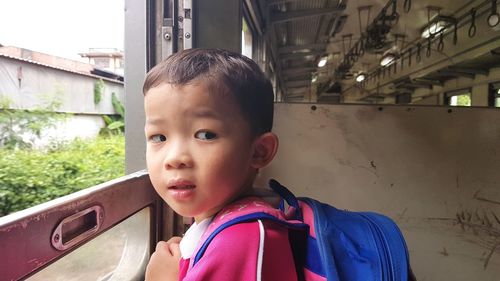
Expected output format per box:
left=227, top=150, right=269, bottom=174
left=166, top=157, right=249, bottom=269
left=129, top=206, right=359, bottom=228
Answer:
left=0, top=0, right=124, bottom=61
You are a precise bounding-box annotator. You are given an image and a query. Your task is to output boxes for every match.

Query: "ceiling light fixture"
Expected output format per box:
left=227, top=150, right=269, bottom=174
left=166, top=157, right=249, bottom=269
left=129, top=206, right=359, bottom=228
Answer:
left=421, top=21, right=446, bottom=38
left=355, top=73, right=366, bottom=82
left=380, top=53, right=396, bottom=67
left=421, top=16, right=455, bottom=38
left=317, top=56, right=328, bottom=68
left=488, top=0, right=499, bottom=27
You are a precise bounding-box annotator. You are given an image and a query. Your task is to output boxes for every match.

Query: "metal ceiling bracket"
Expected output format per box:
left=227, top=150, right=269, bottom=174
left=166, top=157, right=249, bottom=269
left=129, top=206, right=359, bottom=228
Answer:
left=357, top=5, right=372, bottom=34
left=328, top=14, right=348, bottom=37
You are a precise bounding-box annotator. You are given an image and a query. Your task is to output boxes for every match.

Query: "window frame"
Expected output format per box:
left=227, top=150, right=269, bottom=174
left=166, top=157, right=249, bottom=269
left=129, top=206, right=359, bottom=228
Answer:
left=0, top=171, right=170, bottom=280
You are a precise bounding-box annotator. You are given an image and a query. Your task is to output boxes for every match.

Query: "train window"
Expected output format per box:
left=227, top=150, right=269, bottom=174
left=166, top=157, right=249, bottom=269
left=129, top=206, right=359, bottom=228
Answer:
left=488, top=83, right=500, bottom=107
left=445, top=89, right=471, bottom=107
left=242, top=18, right=253, bottom=59
left=27, top=207, right=150, bottom=281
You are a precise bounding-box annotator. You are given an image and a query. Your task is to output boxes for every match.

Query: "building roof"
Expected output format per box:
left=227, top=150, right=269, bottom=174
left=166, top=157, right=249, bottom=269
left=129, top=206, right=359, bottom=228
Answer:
left=0, top=46, right=123, bottom=84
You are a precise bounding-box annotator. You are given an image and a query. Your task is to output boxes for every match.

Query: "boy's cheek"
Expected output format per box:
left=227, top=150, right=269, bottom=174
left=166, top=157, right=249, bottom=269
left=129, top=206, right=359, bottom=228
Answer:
left=145, top=155, right=160, bottom=181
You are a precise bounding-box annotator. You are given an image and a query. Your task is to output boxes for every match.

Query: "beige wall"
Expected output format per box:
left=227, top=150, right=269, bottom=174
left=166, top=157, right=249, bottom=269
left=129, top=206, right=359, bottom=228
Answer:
left=257, top=103, right=500, bottom=281
left=0, top=56, right=124, bottom=114
left=472, top=82, right=489, bottom=106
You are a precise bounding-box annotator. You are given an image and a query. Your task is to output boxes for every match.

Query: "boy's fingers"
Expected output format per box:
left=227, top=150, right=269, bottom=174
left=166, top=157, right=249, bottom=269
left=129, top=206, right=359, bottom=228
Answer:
left=154, top=238, right=182, bottom=256
left=165, top=236, right=182, bottom=255
left=155, top=241, right=169, bottom=252
left=167, top=236, right=182, bottom=244
left=169, top=242, right=181, bottom=258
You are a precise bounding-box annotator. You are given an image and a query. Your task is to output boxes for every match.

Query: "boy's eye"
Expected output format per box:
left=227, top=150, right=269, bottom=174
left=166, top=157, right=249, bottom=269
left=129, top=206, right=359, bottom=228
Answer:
left=195, top=130, right=217, bottom=140
left=150, top=134, right=167, bottom=143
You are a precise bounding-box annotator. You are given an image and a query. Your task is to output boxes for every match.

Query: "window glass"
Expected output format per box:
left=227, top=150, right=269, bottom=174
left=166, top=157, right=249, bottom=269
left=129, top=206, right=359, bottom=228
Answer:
left=450, top=94, right=471, bottom=106
left=28, top=207, right=150, bottom=281
left=446, top=90, right=471, bottom=107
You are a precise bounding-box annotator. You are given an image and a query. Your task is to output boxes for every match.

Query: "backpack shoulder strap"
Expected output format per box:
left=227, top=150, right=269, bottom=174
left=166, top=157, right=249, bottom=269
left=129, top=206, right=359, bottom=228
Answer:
left=192, top=196, right=307, bottom=266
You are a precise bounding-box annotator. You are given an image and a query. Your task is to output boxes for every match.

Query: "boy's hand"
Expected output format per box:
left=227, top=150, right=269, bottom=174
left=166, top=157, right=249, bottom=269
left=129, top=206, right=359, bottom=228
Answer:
left=145, top=236, right=182, bottom=281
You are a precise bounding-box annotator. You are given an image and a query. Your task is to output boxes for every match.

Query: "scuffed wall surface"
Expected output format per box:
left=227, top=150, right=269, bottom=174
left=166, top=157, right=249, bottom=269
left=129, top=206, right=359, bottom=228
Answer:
left=257, top=103, right=500, bottom=281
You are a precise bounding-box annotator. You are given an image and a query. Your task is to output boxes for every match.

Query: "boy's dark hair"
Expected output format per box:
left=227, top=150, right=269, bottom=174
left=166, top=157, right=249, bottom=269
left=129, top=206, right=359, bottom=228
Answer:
left=143, top=48, right=274, bottom=136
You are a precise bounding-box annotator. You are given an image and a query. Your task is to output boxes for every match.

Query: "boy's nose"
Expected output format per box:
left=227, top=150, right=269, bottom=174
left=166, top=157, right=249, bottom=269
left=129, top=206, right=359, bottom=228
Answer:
left=164, top=155, right=192, bottom=169
left=163, top=144, right=193, bottom=169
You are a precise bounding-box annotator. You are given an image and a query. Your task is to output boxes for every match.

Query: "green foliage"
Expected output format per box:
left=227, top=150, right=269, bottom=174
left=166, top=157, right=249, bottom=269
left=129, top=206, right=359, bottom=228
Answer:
left=100, top=92, right=125, bottom=135
left=94, top=79, right=105, bottom=105
left=0, top=135, right=125, bottom=216
left=111, top=92, right=125, bottom=118
left=456, top=94, right=471, bottom=106
left=0, top=97, right=66, bottom=149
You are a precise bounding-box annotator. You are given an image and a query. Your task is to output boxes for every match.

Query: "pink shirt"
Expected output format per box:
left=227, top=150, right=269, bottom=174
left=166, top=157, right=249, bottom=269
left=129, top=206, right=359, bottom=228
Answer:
left=178, top=197, right=298, bottom=281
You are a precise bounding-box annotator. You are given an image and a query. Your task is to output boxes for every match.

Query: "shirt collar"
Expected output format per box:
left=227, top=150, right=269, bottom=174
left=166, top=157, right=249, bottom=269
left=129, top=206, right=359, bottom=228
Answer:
left=179, top=217, right=213, bottom=259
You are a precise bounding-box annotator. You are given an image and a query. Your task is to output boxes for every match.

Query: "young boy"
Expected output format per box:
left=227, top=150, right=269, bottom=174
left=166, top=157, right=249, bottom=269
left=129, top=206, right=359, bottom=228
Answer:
left=142, top=49, right=299, bottom=281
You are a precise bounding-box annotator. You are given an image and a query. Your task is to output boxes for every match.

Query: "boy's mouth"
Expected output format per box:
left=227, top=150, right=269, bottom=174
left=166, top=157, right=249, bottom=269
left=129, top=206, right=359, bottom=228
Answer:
left=167, top=179, right=196, bottom=200
left=168, top=184, right=196, bottom=190
left=167, top=179, right=196, bottom=190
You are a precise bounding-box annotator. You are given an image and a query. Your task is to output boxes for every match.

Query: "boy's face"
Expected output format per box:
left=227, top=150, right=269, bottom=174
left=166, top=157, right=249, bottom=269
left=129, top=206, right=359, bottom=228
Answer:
left=144, top=82, right=257, bottom=222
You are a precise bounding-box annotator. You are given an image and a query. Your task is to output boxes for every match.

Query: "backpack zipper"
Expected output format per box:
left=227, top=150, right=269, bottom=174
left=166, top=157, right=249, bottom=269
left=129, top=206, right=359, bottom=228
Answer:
left=359, top=213, right=394, bottom=281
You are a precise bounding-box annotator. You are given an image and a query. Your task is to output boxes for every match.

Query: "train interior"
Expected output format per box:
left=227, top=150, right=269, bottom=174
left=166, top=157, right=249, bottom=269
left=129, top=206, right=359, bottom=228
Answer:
left=1, top=0, right=500, bottom=280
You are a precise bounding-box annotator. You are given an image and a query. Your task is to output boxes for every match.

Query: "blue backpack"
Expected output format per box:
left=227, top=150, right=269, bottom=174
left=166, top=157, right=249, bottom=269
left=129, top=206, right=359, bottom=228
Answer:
left=194, top=179, right=413, bottom=281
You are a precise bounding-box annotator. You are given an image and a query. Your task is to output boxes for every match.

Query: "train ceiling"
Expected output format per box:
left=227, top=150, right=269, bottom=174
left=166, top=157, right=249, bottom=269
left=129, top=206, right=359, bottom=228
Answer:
left=246, top=0, right=500, bottom=103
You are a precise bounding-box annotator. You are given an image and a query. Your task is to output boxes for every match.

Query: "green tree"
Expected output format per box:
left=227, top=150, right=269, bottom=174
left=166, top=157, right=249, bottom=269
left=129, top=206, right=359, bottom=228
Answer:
left=456, top=94, right=471, bottom=106
left=0, top=135, right=125, bottom=216
left=0, top=98, right=66, bottom=149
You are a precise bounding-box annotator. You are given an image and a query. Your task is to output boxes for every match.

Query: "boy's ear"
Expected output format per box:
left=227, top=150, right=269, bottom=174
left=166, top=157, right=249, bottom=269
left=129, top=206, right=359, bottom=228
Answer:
left=251, top=132, right=279, bottom=169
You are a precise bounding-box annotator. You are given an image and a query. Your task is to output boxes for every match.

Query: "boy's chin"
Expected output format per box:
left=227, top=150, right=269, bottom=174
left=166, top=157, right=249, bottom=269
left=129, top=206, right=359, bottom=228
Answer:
left=170, top=207, right=193, bottom=218
left=169, top=206, right=202, bottom=222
